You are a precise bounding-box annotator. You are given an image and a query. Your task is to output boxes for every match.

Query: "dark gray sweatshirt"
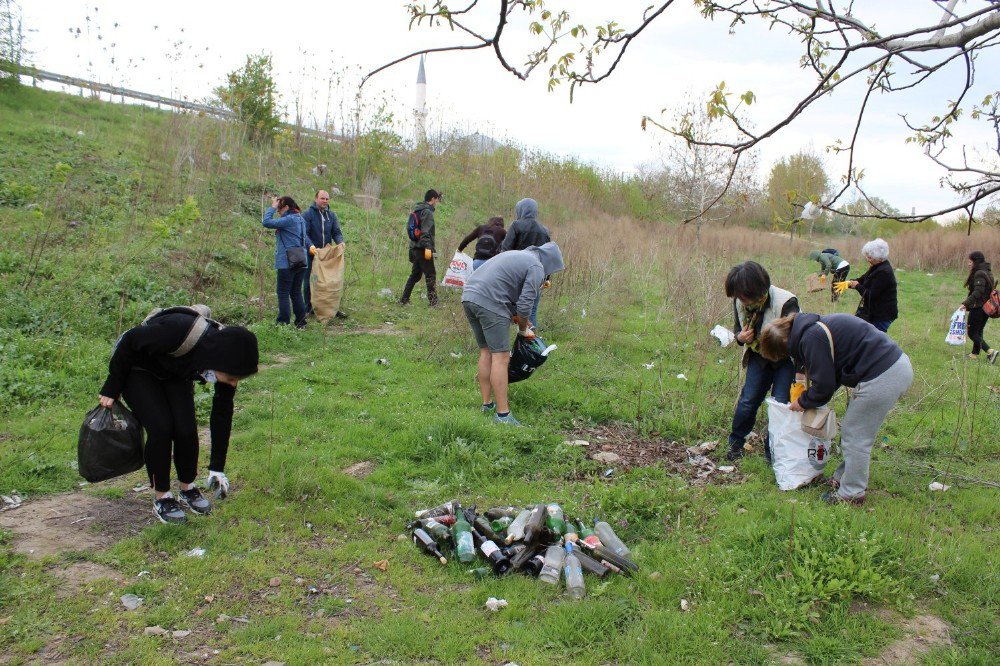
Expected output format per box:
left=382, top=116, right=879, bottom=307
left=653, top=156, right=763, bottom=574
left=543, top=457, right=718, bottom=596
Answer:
left=788, top=313, right=903, bottom=409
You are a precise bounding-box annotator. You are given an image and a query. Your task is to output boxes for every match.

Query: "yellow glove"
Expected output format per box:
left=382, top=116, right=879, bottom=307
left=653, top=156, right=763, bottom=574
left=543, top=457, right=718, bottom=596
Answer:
left=833, top=281, right=849, bottom=295
left=543, top=280, right=551, bottom=289
left=309, top=245, right=317, bottom=257
left=424, top=248, right=432, bottom=261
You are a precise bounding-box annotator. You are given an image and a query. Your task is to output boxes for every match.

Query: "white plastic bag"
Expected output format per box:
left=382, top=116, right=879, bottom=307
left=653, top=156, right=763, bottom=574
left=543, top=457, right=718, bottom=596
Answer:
left=710, top=324, right=735, bottom=348
left=441, top=251, right=473, bottom=288
left=766, top=398, right=831, bottom=490
left=945, top=308, right=967, bottom=346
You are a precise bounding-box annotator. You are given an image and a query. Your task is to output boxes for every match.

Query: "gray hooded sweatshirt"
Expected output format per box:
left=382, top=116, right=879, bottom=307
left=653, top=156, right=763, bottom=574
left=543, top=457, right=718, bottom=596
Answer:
left=500, top=198, right=551, bottom=252
left=462, top=242, right=565, bottom=322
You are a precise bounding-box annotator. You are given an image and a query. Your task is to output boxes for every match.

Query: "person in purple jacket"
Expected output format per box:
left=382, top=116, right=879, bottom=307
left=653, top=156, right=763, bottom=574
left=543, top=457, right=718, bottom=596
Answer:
left=759, top=313, right=913, bottom=505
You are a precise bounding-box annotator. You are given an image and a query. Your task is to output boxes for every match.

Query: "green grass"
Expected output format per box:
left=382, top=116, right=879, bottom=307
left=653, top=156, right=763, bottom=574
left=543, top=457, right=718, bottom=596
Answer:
left=0, top=85, right=998, bottom=664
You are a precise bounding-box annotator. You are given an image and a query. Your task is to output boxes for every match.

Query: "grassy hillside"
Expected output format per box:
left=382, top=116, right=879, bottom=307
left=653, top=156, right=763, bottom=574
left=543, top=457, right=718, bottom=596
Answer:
left=0, top=86, right=998, bottom=664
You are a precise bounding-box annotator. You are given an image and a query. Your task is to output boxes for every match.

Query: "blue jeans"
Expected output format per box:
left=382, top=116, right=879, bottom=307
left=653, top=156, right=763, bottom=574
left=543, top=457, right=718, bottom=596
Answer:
left=729, top=352, right=795, bottom=453
left=871, top=320, right=893, bottom=333
left=276, top=268, right=307, bottom=326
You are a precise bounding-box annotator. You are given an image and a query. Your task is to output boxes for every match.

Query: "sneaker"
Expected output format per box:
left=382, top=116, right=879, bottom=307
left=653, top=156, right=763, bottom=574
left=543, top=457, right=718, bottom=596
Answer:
left=988, top=349, right=999, bottom=365
left=335, top=310, right=349, bottom=319
left=398, top=298, right=411, bottom=306
left=493, top=412, right=522, bottom=426
left=481, top=401, right=496, bottom=414
left=178, top=487, right=212, bottom=515
left=153, top=495, right=187, bottom=524
left=724, top=446, right=745, bottom=462
left=966, top=353, right=979, bottom=359
left=820, top=490, right=864, bottom=506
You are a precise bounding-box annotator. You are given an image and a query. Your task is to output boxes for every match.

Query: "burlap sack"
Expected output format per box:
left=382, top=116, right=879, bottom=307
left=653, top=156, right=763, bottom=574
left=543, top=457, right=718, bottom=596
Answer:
left=805, top=273, right=828, bottom=293
left=311, top=243, right=345, bottom=323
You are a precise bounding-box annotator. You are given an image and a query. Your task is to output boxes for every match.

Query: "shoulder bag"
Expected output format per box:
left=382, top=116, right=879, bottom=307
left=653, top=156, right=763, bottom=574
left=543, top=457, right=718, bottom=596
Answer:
left=801, top=322, right=839, bottom=439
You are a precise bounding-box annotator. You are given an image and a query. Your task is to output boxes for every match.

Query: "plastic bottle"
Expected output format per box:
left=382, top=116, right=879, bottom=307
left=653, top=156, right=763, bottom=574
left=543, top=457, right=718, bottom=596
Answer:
left=538, top=543, right=565, bottom=585
left=505, top=509, right=532, bottom=544
left=564, top=520, right=579, bottom=543
left=594, top=520, right=630, bottom=558
left=563, top=543, right=586, bottom=600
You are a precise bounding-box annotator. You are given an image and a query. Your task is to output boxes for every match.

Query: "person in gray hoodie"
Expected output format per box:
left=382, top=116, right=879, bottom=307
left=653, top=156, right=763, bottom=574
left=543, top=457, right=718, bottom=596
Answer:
left=461, top=242, right=564, bottom=426
left=500, top=198, right=552, bottom=327
left=759, top=313, right=913, bottom=505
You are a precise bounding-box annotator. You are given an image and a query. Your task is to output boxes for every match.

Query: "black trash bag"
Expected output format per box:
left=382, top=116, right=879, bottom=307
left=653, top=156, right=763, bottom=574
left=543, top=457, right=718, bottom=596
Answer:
left=508, top=335, right=554, bottom=384
left=78, top=402, right=145, bottom=483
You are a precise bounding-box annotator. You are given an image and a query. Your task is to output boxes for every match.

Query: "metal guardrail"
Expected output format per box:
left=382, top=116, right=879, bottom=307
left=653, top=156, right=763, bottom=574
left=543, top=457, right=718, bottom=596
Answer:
left=22, top=66, right=346, bottom=143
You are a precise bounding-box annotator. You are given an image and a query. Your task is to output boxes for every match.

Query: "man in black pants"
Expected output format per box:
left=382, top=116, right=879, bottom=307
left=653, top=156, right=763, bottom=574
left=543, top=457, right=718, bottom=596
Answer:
left=99, top=309, right=259, bottom=524
left=400, top=189, right=441, bottom=306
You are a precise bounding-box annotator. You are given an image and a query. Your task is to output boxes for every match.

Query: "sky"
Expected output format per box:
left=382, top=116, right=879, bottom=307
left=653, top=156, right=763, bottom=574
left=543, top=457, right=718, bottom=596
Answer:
left=17, top=1, right=1000, bottom=218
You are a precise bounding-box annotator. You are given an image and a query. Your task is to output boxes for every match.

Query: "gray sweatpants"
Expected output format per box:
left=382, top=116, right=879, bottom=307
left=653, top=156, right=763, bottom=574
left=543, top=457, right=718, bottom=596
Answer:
left=833, top=354, right=913, bottom=499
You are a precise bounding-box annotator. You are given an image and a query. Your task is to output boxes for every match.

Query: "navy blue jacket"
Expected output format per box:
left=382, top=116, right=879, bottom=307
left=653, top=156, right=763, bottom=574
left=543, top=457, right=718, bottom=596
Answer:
left=302, top=203, right=344, bottom=248
left=788, top=313, right=903, bottom=409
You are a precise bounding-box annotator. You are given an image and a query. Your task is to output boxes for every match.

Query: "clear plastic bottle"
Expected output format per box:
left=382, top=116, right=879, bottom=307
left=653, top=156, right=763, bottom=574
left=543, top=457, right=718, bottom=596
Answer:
left=538, top=544, right=565, bottom=585
left=505, top=509, right=532, bottom=544
left=563, top=542, right=586, bottom=600
left=594, top=520, right=630, bottom=558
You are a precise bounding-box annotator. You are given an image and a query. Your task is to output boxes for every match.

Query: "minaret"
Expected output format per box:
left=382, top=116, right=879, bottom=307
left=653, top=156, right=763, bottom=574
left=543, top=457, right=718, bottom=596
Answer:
left=415, top=55, right=427, bottom=145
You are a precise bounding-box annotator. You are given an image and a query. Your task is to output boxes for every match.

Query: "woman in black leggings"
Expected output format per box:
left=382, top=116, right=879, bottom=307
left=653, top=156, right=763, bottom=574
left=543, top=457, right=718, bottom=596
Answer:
left=99, top=308, right=259, bottom=523
left=961, top=251, right=998, bottom=364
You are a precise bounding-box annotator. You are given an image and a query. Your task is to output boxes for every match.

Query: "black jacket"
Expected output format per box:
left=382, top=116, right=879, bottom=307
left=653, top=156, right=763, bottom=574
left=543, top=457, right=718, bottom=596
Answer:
left=963, top=262, right=994, bottom=310
left=459, top=224, right=506, bottom=260
left=788, top=313, right=903, bottom=409
left=854, top=260, right=898, bottom=322
left=100, top=313, right=241, bottom=465
left=409, top=202, right=436, bottom=251
left=500, top=218, right=550, bottom=252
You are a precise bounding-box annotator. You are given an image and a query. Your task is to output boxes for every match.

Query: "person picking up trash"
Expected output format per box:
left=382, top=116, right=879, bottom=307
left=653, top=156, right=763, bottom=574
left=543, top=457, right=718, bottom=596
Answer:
left=758, top=313, right=912, bottom=505
left=808, top=249, right=850, bottom=303
left=98, top=307, right=259, bottom=524
left=461, top=242, right=564, bottom=426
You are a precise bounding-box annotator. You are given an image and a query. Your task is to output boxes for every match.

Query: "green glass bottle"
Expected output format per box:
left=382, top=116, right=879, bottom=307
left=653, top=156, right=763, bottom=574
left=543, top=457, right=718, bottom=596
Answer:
left=451, top=504, right=476, bottom=563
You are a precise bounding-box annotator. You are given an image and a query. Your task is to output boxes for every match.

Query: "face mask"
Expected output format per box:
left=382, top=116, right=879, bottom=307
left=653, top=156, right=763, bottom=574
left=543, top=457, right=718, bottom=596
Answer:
left=201, top=370, right=218, bottom=384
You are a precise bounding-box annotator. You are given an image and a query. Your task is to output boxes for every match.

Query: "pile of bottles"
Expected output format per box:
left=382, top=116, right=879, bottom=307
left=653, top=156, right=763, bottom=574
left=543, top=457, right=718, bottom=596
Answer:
left=408, top=500, right=638, bottom=600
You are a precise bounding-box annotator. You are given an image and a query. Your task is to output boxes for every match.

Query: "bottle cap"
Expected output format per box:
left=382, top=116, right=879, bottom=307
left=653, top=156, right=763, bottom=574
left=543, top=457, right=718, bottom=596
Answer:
left=565, top=542, right=574, bottom=553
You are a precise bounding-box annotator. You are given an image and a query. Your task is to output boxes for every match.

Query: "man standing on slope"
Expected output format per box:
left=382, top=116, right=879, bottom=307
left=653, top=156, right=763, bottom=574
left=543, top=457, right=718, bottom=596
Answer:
left=302, top=190, right=346, bottom=318
left=461, top=241, right=564, bottom=426
left=500, top=198, right=552, bottom=327
left=400, top=189, right=441, bottom=306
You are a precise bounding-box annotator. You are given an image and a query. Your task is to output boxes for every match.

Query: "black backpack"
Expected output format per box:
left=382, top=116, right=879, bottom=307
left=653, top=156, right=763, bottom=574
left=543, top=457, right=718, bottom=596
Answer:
left=115, top=305, right=221, bottom=357
left=474, top=233, right=498, bottom=258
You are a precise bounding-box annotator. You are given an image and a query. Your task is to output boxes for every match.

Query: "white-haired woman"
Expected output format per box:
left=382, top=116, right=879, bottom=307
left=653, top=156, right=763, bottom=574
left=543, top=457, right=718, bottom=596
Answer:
left=848, top=238, right=898, bottom=333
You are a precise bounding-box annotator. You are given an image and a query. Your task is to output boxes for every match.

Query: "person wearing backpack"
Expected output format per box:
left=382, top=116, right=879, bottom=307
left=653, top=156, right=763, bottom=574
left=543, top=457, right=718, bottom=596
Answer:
left=458, top=216, right=506, bottom=270
left=98, top=309, right=259, bottom=524
left=500, top=198, right=552, bottom=326
left=759, top=313, right=913, bottom=505
left=263, top=196, right=310, bottom=329
left=400, top=189, right=441, bottom=306
left=961, top=250, right=998, bottom=364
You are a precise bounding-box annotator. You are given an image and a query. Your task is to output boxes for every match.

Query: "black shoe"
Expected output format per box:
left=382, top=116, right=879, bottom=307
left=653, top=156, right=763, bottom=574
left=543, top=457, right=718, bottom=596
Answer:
left=295, top=322, right=307, bottom=330
left=399, top=298, right=411, bottom=305
left=335, top=310, right=348, bottom=319
left=725, top=447, right=745, bottom=462
left=153, top=495, right=187, bottom=524
left=178, top=487, right=212, bottom=515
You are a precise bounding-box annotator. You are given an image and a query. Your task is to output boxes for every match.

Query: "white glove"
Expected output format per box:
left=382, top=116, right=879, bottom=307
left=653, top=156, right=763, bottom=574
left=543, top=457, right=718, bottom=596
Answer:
left=206, top=470, right=230, bottom=499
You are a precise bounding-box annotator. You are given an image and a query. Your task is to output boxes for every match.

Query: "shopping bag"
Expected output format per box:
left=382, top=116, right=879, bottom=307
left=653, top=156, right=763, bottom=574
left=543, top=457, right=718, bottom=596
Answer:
left=805, top=273, right=828, bottom=293
left=441, top=251, right=473, bottom=288
left=766, top=398, right=831, bottom=490
left=78, top=402, right=145, bottom=483
left=508, top=335, right=557, bottom=384
left=945, top=308, right=967, bottom=346
left=311, top=243, right=345, bottom=323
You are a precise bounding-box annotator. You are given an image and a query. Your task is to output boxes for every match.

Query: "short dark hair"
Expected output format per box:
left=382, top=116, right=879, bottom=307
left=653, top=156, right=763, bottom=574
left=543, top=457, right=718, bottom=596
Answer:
left=424, top=189, right=441, bottom=203
left=724, top=261, right=771, bottom=301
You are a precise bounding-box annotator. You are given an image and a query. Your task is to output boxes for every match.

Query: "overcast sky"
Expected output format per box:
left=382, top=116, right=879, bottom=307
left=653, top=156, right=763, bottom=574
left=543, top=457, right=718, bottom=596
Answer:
left=20, top=1, right=1000, bottom=218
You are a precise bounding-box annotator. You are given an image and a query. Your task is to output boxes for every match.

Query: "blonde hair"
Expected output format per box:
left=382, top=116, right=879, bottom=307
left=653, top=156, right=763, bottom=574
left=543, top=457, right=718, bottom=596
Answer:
left=759, top=314, right=797, bottom=362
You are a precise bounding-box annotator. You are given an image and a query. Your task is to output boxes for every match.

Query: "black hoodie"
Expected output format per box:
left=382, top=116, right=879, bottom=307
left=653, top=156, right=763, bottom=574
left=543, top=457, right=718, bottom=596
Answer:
left=787, top=313, right=903, bottom=409
left=963, top=261, right=994, bottom=310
